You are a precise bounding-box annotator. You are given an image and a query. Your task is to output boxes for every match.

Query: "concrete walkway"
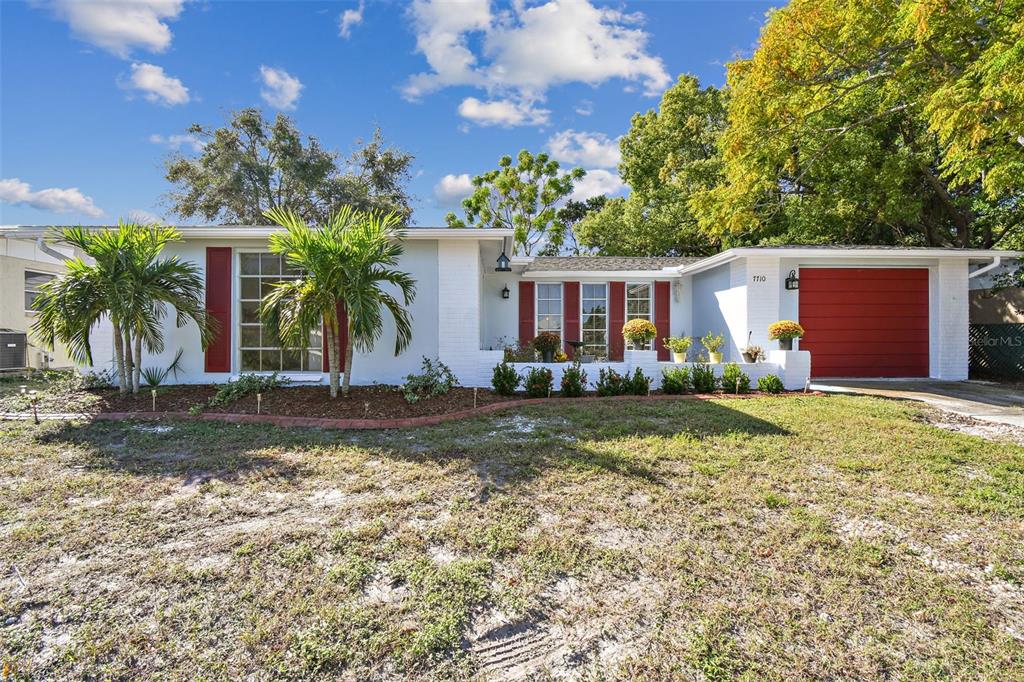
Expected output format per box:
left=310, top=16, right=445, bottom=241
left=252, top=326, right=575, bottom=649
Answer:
left=812, top=379, right=1024, bottom=428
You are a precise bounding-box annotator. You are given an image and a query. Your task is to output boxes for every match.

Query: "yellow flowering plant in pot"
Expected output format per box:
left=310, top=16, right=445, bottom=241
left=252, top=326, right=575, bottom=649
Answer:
left=532, top=332, right=561, bottom=363
left=701, top=332, right=725, bottom=364
left=768, top=320, right=805, bottom=351
left=622, top=319, right=658, bottom=349
left=663, top=336, right=693, bottom=363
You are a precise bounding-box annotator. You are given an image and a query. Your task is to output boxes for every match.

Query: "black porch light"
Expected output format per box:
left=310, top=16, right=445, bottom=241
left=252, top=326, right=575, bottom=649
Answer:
left=501, top=284, right=510, bottom=299
left=495, top=250, right=511, bottom=272
left=785, top=269, right=800, bottom=290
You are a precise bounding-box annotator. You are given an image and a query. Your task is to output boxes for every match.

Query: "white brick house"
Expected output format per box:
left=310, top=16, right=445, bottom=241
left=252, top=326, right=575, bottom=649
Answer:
left=2, top=225, right=1015, bottom=389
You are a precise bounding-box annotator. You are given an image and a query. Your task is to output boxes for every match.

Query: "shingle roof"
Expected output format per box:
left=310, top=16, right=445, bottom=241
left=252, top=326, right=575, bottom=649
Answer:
left=525, top=256, right=702, bottom=272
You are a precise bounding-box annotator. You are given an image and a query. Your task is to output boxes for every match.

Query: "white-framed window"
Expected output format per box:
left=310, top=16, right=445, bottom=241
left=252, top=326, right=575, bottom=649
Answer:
left=238, top=252, right=322, bottom=372
left=536, top=283, right=563, bottom=340
left=24, top=270, right=54, bottom=313
left=626, top=282, right=653, bottom=350
left=581, top=283, right=608, bottom=359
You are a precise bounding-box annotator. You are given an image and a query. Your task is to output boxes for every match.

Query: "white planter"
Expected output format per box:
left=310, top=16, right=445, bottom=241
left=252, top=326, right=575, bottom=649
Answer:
left=672, top=352, right=687, bottom=363
left=709, top=352, right=723, bottom=364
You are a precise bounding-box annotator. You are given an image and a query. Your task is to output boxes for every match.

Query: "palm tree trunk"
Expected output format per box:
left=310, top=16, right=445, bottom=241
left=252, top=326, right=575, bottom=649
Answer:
left=326, top=318, right=339, bottom=399
left=133, top=329, right=142, bottom=394
left=112, top=316, right=128, bottom=395
left=342, top=322, right=354, bottom=398
left=122, top=325, right=134, bottom=396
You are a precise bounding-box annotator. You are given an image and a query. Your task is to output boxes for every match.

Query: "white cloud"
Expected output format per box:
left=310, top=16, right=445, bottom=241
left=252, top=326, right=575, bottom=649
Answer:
left=42, top=0, right=186, bottom=58
left=338, top=1, right=364, bottom=38
left=123, top=62, right=190, bottom=105
left=457, top=97, right=550, bottom=127
left=403, top=0, right=669, bottom=126
left=433, top=173, right=474, bottom=205
left=547, top=130, right=621, bottom=168
left=259, top=66, right=303, bottom=111
left=0, top=178, right=104, bottom=218
left=149, top=133, right=204, bottom=152
left=570, top=169, right=624, bottom=201
left=127, top=209, right=163, bottom=223
left=575, top=99, right=594, bottom=116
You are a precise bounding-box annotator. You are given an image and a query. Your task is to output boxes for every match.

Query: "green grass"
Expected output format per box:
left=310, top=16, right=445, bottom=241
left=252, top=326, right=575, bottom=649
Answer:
left=1, top=394, right=1022, bottom=680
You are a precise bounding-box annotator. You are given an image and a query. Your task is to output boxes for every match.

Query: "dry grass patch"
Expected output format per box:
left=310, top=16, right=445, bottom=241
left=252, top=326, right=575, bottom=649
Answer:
left=1, top=395, right=1022, bottom=680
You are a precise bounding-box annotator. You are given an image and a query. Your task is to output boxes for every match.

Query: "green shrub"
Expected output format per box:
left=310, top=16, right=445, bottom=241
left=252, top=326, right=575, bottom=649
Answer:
left=721, top=363, right=751, bottom=394
left=209, top=373, right=290, bottom=407
left=502, top=338, right=535, bottom=362
left=625, top=368, right=651, bottom=395
left=595, top=368, right=627, bottom=397
left=402, top=357, right=458, bottom=403
left=691, top=363, right=718, bottom=393
left=757, top=374, right=785, bottom=394
left=559, top=362, right=587, bottom=397
left=491, top=362, right=520, bottom=396
left=661, top=366, right=691, bottom=395
left=523, top=366, right=553, bottom=398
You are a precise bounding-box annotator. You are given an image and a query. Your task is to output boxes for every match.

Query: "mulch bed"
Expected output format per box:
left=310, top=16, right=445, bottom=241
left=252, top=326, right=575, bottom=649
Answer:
left=84, top=384, right=816, bottom=421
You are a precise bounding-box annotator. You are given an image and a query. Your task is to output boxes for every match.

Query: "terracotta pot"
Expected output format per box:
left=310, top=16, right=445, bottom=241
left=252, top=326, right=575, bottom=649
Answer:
left=709, top=352, right=723, bottom=364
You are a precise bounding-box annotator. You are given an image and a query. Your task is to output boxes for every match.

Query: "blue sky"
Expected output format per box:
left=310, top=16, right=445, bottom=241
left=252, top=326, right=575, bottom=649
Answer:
left=0, top=0, right=773, bottom=226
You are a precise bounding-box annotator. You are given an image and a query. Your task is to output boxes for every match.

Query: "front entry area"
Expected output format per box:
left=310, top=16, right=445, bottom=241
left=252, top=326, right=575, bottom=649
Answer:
left=799, top=267, right=929, bottom=378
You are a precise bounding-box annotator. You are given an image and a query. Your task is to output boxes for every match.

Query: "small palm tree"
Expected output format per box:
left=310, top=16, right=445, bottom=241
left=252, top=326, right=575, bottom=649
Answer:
left=262, top=206, right=416, bottom=398
left=32, top=221, right=213, bottom=395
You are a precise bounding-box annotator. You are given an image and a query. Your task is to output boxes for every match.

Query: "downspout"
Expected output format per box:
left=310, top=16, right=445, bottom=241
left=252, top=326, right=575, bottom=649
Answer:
left=967, top=256, right=1001, bottom=280
left=36, top=237, right=70, bottom=263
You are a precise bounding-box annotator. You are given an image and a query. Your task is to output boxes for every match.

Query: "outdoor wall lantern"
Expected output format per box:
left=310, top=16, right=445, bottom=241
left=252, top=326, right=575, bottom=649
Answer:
left=785, top=269, right=800, bottom=290
left=501, top=284, right=510, bottom=299
left=495, top=250, right=512, bottom=272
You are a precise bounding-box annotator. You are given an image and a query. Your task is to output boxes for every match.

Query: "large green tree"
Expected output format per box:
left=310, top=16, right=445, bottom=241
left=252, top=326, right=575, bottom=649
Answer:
left=576, top=75, right=725, bottom=256
left=32, top=223, right=212, bottom=395
left=445, top=151, right=585, bottom=255
left=165, top=109, right=415, bottom=226
left=701, top=0, right=1023, bottom=248
left=261, top=207, right=416, bottom=398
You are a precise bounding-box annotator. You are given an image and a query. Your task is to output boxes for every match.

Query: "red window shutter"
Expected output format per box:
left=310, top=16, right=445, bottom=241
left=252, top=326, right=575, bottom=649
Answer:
left=322, top=302, right=348, bottom=373
left=204, top=247, right=232, bottom=373
left=654, top=280, right=671, bottom=360
left=609, top=281, right=625, bottom=361
left=518, top=281, right=535, bottom=342
left=563, top=282, right=580, bottom=358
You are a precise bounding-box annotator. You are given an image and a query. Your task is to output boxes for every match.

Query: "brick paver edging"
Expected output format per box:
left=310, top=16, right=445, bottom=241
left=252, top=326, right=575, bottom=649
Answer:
left=79, top=391, right=820, bottom=430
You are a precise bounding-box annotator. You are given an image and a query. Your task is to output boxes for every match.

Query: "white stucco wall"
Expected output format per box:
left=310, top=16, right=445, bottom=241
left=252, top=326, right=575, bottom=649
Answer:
left=691, top=265, right=737, bottom=360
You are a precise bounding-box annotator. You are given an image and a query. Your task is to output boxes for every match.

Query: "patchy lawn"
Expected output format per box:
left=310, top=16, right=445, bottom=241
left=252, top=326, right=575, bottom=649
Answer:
left=1, top=396, right=1022, bottom=680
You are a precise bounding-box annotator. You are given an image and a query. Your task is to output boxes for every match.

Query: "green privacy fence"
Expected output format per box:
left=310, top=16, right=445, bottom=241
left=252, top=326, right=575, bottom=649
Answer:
left=969, top=324, right=1024, bottom=379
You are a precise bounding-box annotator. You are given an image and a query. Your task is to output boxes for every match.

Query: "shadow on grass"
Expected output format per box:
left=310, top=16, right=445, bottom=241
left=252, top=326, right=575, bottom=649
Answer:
left=33, top=397, right=790, bottom=489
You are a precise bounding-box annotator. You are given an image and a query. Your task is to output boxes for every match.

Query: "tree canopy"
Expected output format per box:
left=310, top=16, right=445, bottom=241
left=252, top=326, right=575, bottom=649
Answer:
left=164, top=109, right=415, bottom=226
left=577, top=75, right=725, bottom=256
left=445, top=150, right=585, bottom=255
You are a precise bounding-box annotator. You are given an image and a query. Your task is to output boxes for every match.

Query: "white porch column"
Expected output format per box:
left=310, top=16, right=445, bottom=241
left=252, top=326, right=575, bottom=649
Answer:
left=932, top=258, right=970, bottom=380
left=437, top=240, right=483, bottom=385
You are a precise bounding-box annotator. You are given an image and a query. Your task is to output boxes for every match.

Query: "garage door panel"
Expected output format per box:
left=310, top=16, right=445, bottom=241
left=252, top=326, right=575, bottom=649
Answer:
left=799, top=302, right=928, bottom=318
left=799, top=316, right=929, bottom=332
left=799, top=290, right=928, bottom=306
left=799, top=267, right=928, bottom=378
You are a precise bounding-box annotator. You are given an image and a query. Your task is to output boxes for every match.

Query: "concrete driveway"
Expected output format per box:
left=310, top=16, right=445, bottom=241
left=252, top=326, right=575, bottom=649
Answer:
left=811, top=379, right=1024, bottom=428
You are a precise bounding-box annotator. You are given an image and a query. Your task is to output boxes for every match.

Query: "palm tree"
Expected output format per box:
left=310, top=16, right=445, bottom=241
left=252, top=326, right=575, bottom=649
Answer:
left=32, top=221, right=213, bottom=395
left=261, top=206, right=416, bottom=398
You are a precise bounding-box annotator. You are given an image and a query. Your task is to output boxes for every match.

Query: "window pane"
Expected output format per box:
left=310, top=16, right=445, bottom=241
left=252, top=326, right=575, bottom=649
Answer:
left=582, top=300, right=606, bottom=314
left=241, top=350, right=260, bottom=371
left=627, top=283, right=649, bottom=298
left=281, top=349, right=303, bottom=371
left=240, top=325, right=261, bottom=348
left=240, top=277, right=260, bottom=300
left=582, top=284, right=604, bottom=298
left=282, top=259, right=301, bottom=276
left=25, top=292, right=36, bottom=310
left=261, top=279, right=279, bottom=298
left=241, top=302, right=261, bottom=324
left=261, top=350, right=280, bottom=371
left=240, top=254, right=260, bottom=275
left=24, top=271, right=54, bottom=289
left=260, top=253, right=281, bottom=275
left=306, top=350, right=322, bottom=371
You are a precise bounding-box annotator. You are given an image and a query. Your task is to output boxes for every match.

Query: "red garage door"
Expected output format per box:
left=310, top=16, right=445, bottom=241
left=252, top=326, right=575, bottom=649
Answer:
left=799, top=268, right=929, bottom=378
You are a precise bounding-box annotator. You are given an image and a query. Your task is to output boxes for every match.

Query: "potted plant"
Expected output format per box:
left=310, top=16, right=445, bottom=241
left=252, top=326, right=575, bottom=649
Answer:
left=701, top=332, right=725, bottom=364
left=663, top=336, right=693, bottom=363
left=532, top=332, right=561, bottom=363
left=622, top=319, right=658, bottom=349
left=740, top=331, right=763, bottom=363
left=768, top=320, right=805, bottom=351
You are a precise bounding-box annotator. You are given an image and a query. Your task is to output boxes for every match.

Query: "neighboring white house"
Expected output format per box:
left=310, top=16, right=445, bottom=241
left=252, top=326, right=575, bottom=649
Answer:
left=1, top=225, right=1016, bottom=389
